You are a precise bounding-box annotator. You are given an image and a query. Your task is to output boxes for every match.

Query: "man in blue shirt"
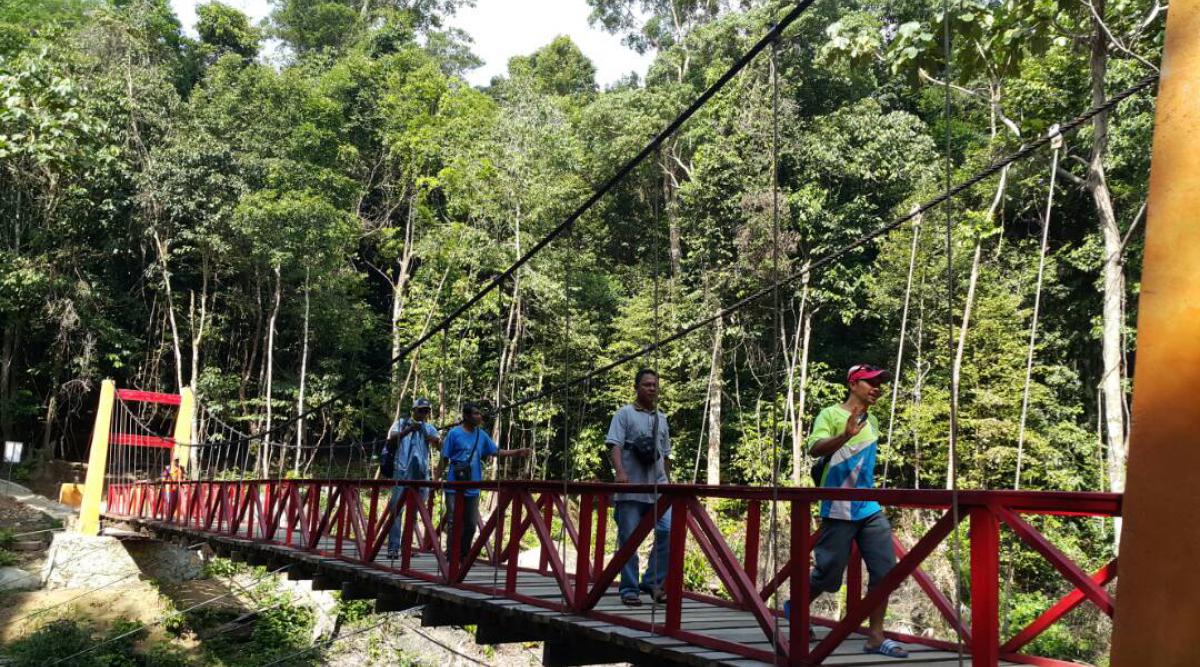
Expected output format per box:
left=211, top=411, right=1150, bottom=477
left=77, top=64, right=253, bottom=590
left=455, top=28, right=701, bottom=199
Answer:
left=384, top=397, right=440, bottom=560
left=433, top=402, right=530, bottom=559
left=794, top=364, right=907, bottom=659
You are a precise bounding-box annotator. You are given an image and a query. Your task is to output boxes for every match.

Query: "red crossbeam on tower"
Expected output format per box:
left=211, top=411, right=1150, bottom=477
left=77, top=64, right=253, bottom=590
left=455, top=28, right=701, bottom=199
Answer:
left=112, top=433, right=175, bottom=449
left=115, top=389, right=182, bottom=406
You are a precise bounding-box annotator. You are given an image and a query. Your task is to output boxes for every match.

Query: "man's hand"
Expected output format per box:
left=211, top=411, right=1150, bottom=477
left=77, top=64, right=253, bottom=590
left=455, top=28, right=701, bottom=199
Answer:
left=843, top=405, right=868, bottom=438
left=610, top=444, right=629, bottom=483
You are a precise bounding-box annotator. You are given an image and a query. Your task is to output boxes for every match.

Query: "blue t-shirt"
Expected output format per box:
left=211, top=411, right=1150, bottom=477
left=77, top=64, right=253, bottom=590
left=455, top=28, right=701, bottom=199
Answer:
left=388, top=418, right=439, bottom=481
left=441, top=426, right=499, bottom=497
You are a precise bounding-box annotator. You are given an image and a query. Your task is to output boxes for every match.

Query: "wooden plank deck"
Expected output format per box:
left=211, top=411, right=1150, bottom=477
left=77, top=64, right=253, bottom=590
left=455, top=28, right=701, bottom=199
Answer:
left=107, top=514, right=1011, bottom=666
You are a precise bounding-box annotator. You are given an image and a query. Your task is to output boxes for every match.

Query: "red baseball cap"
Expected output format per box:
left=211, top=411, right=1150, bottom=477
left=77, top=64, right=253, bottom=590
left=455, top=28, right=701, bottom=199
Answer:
left=847, top=364, right=894, bottom=384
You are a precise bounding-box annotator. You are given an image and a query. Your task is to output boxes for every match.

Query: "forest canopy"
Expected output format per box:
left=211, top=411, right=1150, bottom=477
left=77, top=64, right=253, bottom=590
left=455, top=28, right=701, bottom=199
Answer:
left=0, top=0, right=1161, bottom=515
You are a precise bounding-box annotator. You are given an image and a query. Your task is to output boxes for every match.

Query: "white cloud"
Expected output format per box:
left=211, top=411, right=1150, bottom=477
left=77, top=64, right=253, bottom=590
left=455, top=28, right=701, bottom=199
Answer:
left=447, top=0, right=654, bottom=87
left=169, top=0, right=272, bottom=37
left=169, top=0, right=652, bottom=87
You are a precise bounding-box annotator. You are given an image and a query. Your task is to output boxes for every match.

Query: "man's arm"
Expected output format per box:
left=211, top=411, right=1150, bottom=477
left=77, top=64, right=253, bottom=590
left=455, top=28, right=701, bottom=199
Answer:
left=496, top=447, right=532, bottom=459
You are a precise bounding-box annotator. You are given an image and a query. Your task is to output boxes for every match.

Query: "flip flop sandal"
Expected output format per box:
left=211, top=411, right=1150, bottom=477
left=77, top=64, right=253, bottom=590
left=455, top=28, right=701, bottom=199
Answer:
left=621, top=593, right=643, bottom=607
left=650, top=587, right=668, bottom=604
left=863, top=639, right=908, bottom=659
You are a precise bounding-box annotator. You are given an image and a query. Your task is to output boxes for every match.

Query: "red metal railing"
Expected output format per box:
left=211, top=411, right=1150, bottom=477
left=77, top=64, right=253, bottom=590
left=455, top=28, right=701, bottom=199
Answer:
left=106, top=480, right=1119, bottom=666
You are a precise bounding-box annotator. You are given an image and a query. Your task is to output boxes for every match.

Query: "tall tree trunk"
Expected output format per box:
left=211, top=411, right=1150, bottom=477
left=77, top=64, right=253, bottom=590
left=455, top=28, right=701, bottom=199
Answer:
left=947, top=237, right=983, bottom=490
left=261, top=265, right=282, bottom=476
left=1087, top=0, right=1128, bottom=545
left=705, top=315, right=724, bottom=486
left=787, top=273, right=811, bottom=485
left=662, top=147, right=683, bottom=279
left=945, top=166, right=1007, bottom=489
left=294, top=268, right=311, bottom=475
left=152, top=229, right=185, bottom=392
left=493, top=212, right=523, bottom=450
left=391, top=197, right=418, bottom=406
left=187, top=259, right=211, bottom=395
left=0, top=322, right=15, bottom=442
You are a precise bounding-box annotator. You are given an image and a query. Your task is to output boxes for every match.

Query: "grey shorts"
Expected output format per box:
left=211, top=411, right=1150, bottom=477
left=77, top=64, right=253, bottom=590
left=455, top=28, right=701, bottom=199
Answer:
left=810, top=511, right=897, bottom=594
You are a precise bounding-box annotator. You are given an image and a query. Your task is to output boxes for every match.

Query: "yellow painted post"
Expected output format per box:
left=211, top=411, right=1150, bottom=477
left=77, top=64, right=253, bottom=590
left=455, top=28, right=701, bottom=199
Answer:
left=1111, top=4, right=1200, bottom=665
left=78, top=380, right=115, bottom=535
left=173, top=387, right=195, bottom=476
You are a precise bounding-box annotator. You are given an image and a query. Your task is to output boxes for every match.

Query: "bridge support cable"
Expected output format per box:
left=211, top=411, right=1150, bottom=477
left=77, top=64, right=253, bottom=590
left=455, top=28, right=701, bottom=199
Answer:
left=209, top=1, right=821, bottom=452
left=999, top=125, right=1063, bottom=640
left=484, top=73, right=1158, bottom=424
left=52, top=563, right=293, bottom=665
left=879, top=208, right=923, bottom=490
left=765, top=33, right=789, bottom=663
left=940, top=0, right=966, bottom=661
left=8, top=540, right=209, bottom=630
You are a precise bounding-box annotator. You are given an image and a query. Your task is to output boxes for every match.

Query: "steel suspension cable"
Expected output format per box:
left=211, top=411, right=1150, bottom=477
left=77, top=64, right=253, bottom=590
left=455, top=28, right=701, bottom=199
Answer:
left=766, top=35, right=786, bottom=662
left=1013, top=126, right=1062, bottom=493
left=53, top=563, right=293, bottom=665
left=880, top=209, right=924, bottom=489
left=1000, top=125, right=1063, bottom=637
left=215, top=2, right=819, bottom=453
left=487, top=72, right=1156, bottom=420
left=942, top=0, right=966, bottom=662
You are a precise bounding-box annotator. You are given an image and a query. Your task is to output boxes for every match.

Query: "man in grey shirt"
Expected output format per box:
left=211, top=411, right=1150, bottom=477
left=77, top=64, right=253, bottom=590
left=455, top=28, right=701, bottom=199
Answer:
left=605, top=368, right=671, bottom=606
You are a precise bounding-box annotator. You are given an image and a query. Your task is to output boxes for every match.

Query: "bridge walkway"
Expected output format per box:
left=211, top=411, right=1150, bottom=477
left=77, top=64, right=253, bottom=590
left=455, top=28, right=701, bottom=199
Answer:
left=112, top=512, right=1009, bottom=667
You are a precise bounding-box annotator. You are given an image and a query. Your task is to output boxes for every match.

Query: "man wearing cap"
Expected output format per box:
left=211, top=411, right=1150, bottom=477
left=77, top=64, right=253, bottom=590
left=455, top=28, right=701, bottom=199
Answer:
left=384, top=398, right=440, bottom=560
left=798, top=364, right=908, bottom=659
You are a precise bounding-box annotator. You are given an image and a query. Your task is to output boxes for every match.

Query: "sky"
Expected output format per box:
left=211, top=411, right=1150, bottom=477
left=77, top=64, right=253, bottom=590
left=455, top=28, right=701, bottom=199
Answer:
left=167, top=0, right=655, bottom=87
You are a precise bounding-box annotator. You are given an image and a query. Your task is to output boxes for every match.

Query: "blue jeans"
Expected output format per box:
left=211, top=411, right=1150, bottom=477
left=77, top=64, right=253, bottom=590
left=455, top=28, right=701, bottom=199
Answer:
left=614, top=501, right=672, bottom=597
left=387, top=483, right=429, bottom=555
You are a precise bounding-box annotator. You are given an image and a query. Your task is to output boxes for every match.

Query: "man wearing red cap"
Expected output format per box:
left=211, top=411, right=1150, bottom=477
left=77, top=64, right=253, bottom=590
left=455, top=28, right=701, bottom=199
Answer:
left=799, top=363, right=907, bottom=658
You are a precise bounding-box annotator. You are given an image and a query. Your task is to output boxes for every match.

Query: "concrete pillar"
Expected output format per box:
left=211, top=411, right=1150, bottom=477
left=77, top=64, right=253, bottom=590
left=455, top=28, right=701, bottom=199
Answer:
left=1110, top=4, right=1200, bottom=665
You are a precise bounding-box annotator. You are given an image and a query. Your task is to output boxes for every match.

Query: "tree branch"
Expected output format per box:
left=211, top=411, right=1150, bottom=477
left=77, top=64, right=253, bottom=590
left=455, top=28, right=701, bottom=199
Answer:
left=1083, top=0, right=1161, bottom=72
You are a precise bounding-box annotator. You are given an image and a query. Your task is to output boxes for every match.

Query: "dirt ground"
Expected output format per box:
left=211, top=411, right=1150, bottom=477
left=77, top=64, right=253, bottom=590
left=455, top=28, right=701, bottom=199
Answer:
left=0, top=494, right=60, bottom=536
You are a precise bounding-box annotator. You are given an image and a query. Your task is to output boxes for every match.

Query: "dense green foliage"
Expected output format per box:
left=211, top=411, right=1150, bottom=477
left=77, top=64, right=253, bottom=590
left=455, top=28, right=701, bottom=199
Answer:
left=0, top=0, right=1162, bottom=659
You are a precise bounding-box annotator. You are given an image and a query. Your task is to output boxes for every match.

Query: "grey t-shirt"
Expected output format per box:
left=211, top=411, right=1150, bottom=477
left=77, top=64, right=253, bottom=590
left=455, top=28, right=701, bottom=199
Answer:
left=605, top=404, right=671, bottom=503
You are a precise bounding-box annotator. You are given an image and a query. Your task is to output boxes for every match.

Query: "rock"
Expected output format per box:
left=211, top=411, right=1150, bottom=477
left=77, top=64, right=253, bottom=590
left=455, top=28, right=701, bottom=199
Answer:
left=123, top=538, right=203, bottom=583
left=41, top=532, right=143, bottom=590
left=0, top=567, right=40, bottom=592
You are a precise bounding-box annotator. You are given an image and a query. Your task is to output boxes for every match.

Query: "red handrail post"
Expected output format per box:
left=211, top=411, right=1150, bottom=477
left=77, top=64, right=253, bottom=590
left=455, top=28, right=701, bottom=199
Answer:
left=789, top=500, right=811, bottom=666
left=970, top=506, right=1000, bottom=666
left=745, top=499, right=761, bottom=585
left=540, top=494, right=553, bottom=575
left=401, top=488, right=417, bottom=571
left=506, top=493, right=522, bottom=594
left=594, top=493, right=609, bottom=576
left=574, top=493, right=594, bottom=610
left=664, top=496, right=688, bottom=632
left=334, top=484, right=347, bottom=556
left=365, top=485, right=380, bottom=550
left=450, top=490, right=465, bottom=582
left=846, top=542, right=863, bottom=614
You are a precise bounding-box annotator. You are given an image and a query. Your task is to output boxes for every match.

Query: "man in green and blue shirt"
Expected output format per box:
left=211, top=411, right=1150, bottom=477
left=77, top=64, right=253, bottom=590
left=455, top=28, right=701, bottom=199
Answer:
left=800, top=363, right=908, bottom=659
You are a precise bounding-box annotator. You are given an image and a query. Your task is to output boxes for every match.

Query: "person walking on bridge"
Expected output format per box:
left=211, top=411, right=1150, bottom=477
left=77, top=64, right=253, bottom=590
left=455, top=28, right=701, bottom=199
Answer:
left=434, top=402, right=531, bottom=559
left=606, top=368, right=672, bottom=607
left=796, top=363, right=908, bottom=659
left=384, top=397, right=441, bottom=560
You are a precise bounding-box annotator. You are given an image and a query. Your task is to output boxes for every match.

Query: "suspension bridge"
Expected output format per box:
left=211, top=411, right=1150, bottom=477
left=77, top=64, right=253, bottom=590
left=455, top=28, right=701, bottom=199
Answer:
left=52, top=1, right=1200, bottom=665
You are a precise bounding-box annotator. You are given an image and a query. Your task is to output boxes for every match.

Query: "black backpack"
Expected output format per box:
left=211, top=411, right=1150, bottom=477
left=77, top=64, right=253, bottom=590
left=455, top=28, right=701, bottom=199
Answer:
left=810, top=455, right=829, bottom=486
left=623, top=409, right=661, bottom=466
